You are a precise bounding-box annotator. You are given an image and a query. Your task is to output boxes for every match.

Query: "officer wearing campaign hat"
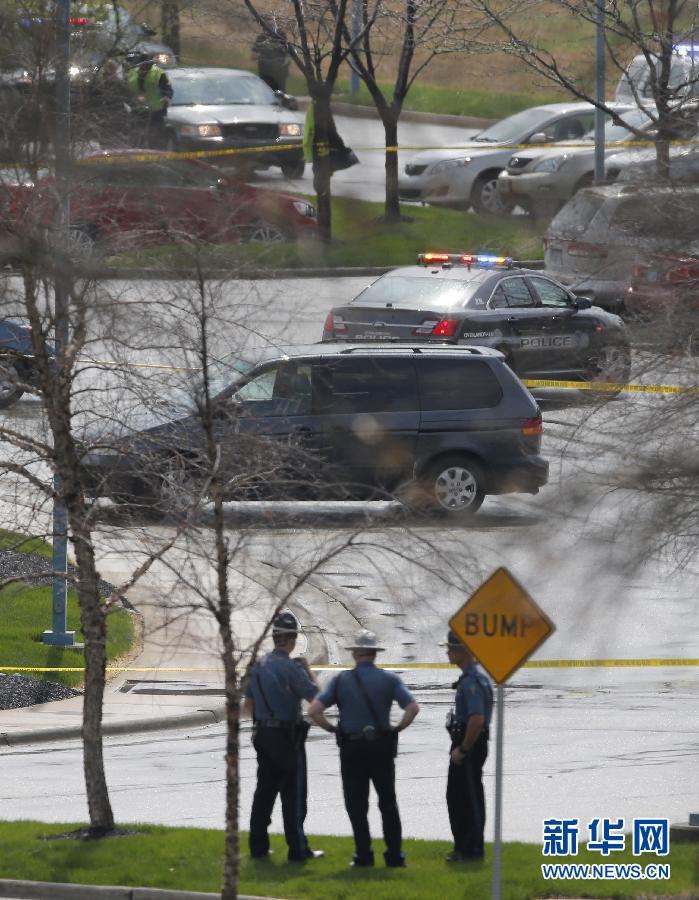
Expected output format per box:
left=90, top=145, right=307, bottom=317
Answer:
left=442, top=629, right=494, bottom=862
left=308, top=629, right=419, bottom=868
left=244, top=611, right=323, bottom=862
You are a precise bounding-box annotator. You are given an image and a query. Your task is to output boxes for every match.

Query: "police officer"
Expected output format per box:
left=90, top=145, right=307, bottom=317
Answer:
left=126, top=56, right=173, bottom=148
left=308, top=630, right=419, bottom=868
left=244, top=611, right=323, bottom=862
left=443, top=629, right=493, bottom=862
left=251, top=19, right=290, bottom=93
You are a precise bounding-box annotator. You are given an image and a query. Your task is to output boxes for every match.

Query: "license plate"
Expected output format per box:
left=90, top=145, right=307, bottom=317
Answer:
left=646, top=270, right=659, bottom=282
left=549, top=248, right=562, bottom=266
left=355, top=332, right=392, bottom=341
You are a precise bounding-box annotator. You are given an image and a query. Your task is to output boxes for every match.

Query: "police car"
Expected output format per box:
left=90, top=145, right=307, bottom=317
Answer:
left=322, top=253, right=631, bottom=386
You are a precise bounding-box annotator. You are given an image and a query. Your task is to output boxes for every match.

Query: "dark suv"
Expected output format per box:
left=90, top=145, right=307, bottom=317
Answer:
left=81, top=344, right=548, bottom=517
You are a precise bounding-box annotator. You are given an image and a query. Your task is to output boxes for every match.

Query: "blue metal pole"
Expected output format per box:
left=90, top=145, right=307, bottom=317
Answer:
left=349, top=0, right=360, bottom=95
left=43, top=0, right=75, bottom=648
left=594, top=0, right=606, bottom=183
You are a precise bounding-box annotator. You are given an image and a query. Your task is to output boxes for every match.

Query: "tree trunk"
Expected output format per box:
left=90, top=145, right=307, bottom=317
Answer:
left=72, top=520, right=115, bottom=835
left=655, top=136, right=671, bottom=181
left=221, top=662, right=241, bottom=900
left=382, top=112, right=401, bottom=222
left=311, top=95, right=333, bottom=241
left=161, top=0, right=181, bottom=59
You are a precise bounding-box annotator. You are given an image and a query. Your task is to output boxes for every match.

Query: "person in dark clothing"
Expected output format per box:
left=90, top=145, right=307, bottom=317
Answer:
left=244, top=611, right=324, bottom=862
left=442, top=629, right=494, bottom=863
left=308, top=629, right=419, bottom=868
left=251, top=24, right=289, bottom=93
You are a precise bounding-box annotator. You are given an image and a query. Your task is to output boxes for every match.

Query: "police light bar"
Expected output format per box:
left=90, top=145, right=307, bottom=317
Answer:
left=417, top=252, right=512, bottom=268
left=673, top=42, right=699, bottom=56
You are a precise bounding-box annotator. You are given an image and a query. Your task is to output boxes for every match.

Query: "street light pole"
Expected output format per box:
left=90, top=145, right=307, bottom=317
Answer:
left=594, top=0, right=606, bottom=183
left=43, top=0, right=75, bottom=648
left=349, top=0, right=360, bottom=96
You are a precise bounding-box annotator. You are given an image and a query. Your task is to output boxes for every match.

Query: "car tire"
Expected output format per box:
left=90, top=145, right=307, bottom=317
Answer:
left=243, top=221, right=289, bottom=243
left=401, top=455, right=486, bottom=518
left=581, top=342, right=631, bottom=398
left=0, top=360, right=23, bottom=408
left=281, top=158, right=305, bottom=179
left=69, top=224, right=98, bottom=258
left=471, top=170, right=513, bottom=215
left=146, top=454, right=203, bottom=518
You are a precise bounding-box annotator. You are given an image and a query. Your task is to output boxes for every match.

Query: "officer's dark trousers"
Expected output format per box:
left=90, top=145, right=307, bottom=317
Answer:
left=340, top=738, right=403, bottom=864
left=447, top=732, right=488, bottom=856
left=249, top=728, right=310, bottom=861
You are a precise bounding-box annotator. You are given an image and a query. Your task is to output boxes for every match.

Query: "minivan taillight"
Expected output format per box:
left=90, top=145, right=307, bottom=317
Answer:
left=522, top=415, right=543, bottom=436
left=324, top=312, right=346, bottom=333
left=413, top=318, right=459, bottom=337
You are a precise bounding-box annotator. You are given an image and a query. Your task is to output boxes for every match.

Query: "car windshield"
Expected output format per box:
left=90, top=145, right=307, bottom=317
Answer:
left=473, top=107, right=555, bottom=143
left=207, top=353, right=261, bottom=397
left=584, top=107, right=656, bottom=143
left=169, top=71, right=278, bottom=106
left=353, top=275, right=481, bottom=310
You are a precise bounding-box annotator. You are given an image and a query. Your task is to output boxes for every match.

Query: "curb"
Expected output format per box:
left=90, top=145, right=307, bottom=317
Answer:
left=83, top=260, right=544, bottom=282
left=0, top=880, right=278, bottom=900
left=296, top=95, right=495, bottom=130
left=90, top=265, right=395, bottom=281
left=0, top=706, right=230, bottom=748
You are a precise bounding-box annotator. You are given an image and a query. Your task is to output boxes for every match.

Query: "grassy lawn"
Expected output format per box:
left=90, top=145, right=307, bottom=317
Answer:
left=108, top=197, right=544, bottom=272
left=0, top=529, right=135, bottom=689
left=0, top=822, right=695, bottom=899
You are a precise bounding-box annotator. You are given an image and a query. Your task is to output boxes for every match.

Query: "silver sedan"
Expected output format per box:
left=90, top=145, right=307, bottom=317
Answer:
left=497, top=106, right=655, bottom=219
left=397, top=102, right=595, bottom=214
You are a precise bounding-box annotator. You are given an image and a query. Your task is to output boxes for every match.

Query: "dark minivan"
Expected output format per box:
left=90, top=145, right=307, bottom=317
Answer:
left=81, top=344, right=548, bottom=517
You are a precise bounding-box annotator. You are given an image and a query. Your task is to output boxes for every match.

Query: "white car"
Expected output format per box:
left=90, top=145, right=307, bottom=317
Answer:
left=615, top=49, right=699, bottom=103
left=398, top=102, right=595, bottom=214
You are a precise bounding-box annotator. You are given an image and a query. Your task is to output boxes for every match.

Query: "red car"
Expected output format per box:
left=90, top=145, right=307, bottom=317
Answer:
left=627, top=251, right=699, bottom=348
left=1, top=150, right=317, bottom=257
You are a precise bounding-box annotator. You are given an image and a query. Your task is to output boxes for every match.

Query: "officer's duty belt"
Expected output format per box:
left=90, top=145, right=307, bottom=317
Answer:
left=256, top=719, right=293, bottom=729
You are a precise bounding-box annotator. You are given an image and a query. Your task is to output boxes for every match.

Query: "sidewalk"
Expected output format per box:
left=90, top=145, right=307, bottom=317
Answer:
left=0, top=880, right=279, bottom=900
left=0, top=528, right=357, bottom=748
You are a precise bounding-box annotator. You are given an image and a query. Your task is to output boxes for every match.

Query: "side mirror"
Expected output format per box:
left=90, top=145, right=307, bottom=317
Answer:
left=140, top=22, right=157, bottom=37
left=275, top=90, right=298, bottom=110
left=573, top=295, right=592, bottom=309
left=528, top=132, right=548, bottom=144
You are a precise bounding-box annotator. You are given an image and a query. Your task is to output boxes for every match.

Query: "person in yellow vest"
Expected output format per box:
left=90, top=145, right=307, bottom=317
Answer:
left=127, top=57, right=173, bottom=148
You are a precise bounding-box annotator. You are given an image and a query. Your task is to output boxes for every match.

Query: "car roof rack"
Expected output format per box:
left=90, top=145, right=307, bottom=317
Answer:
left=337, top=345, right=488, bottom=356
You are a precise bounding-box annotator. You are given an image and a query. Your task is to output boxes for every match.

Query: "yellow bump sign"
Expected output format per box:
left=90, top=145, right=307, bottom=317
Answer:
left=449, top=567, right=555, bottom=684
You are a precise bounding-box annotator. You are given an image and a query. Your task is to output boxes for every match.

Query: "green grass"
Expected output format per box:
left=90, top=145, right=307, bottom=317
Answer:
left=0, top=822, right=695, bottom=898
left=107, top=196, right=544, bottom=271
left=0, top=528, right=135, bottom=689
left=329, top=79, right=563, bottom=119
left=0, top=528, right=53, bottom=559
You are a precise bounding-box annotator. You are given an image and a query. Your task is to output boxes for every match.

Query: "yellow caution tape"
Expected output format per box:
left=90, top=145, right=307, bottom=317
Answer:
left=9, top=133, right=699, bottom=172
left=2, top=658, right=698, bottom=672
left=522, top=378, right=698, bottom=396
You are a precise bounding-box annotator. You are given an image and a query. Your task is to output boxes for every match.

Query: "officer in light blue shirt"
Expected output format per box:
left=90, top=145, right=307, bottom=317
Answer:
left=308, top=629, right=419, bottom=868
left=244, top=611, right=323, bottom=862
left=443, top=629, right=493, bottom=863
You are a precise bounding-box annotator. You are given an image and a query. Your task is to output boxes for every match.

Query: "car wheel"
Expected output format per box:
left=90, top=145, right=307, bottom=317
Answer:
left=0, top=360, right=23, bottom=408
left=68, top=225, right=97, bottom=258
left=471, top=171, right=513, bottom=215
left=401, top=455, right=486, bottom=517
left=243, top=221, right=289, bottom=243
left=280, top=158, right=306, bottom=179
left=151, top=454, right=203, bottom=518
left=582, top=343, right=631, bottom=398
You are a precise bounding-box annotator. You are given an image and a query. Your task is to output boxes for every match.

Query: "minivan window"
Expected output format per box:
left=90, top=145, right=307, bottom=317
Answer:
left=317, top=358, right=418, bottom=413
left=610, top=194, right=699, bottom=241
left=353, top=276, right=481, bottom=310
left=417, top=359, right=503, bottom=410
left=232, top=362, right=312, bottom=416
left=549, top=192, right=605, bottom=235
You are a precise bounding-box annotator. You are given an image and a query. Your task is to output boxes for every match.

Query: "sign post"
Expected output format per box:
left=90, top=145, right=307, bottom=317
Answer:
left=449, top=567, right=555, bottom=900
